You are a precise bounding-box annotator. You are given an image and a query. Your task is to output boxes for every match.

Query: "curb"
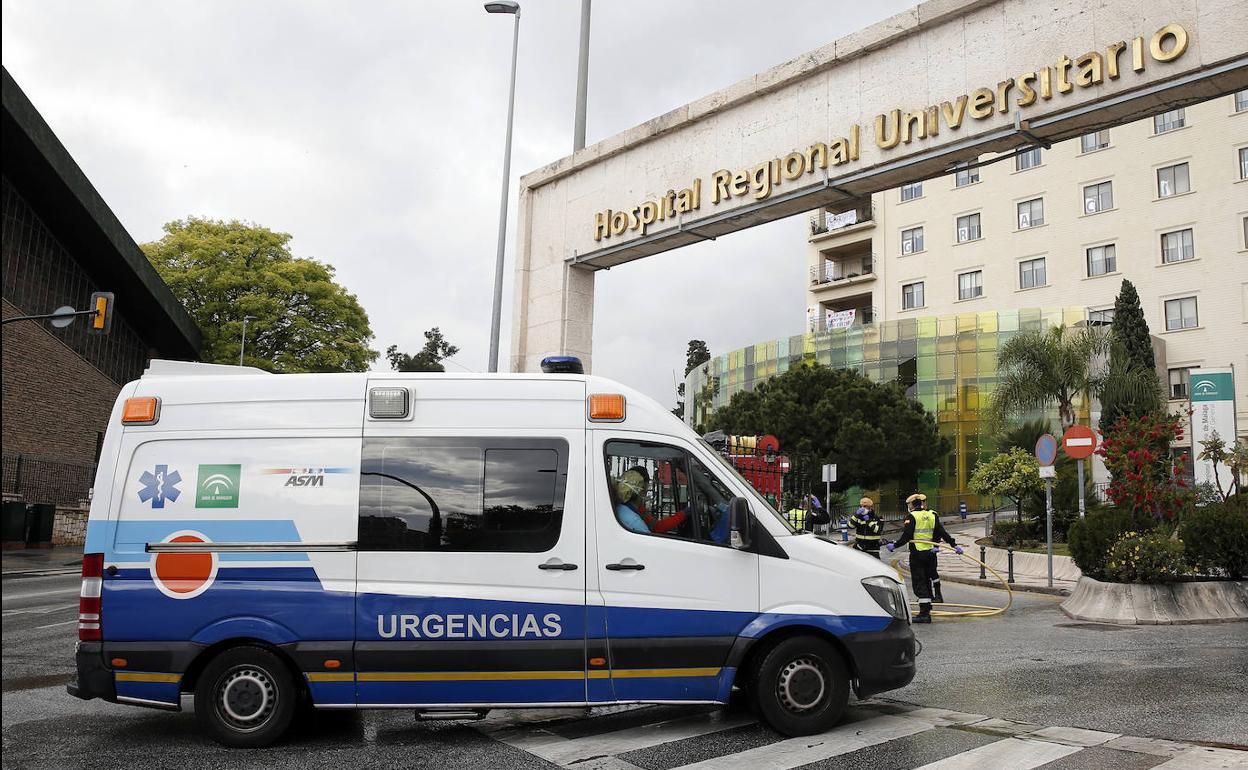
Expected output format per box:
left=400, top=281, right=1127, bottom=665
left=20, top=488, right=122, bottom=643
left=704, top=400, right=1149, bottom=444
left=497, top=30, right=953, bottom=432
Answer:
left=1060, top=576, right=1248, bottom=625
left=890, top=556, right=1073, bottom=597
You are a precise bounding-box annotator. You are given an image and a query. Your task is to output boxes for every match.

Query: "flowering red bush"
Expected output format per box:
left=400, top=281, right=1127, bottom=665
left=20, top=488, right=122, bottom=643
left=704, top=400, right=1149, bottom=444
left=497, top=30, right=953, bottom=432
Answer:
left=1098, top=412, right=1193, bottom=520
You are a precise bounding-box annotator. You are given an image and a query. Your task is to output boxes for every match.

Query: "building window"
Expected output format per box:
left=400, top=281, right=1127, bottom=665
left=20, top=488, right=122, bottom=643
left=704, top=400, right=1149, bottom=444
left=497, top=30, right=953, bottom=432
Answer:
left=1168, top=367, right=1193, bottom=400
left=902, top=281, right=925, bottom=310
left=1240, top=147, right=1248, bottom=181
left=1017, top=198, right=1044, bottom=229
left=1086, top=244, right=1117, bottom=276
left=1164, top=297, right=1198, bottom=330
left=1243, top=216, right=1248, bottom=249
left=359, top=438, right=568, bottom=552
left=955, top=164, right=980, bottom=187
left=1237, top=90, right=1248, bottom=113
left=1019, top=257, right=1047, bottom=289
left=956, top=213, right=982, bottom=243
left=958, top=270, right=983, bottom=300
left=1016, top=147, right=1042, bottom=171
left=1153, top=108, right=1186, bottom=134
left=1080, top=131, right=1110, bottom=153
left=900, top=181, right=923, bottom=202
left=1161, top=228, right=1195, bottom=263
left=1088, top=308, right=1115, bottom=326
left=1157, top=162, right=1191, bottom=198
left=1083, top=181, right=1113, bottom=214
left=901, top=226, right=924, bottom=255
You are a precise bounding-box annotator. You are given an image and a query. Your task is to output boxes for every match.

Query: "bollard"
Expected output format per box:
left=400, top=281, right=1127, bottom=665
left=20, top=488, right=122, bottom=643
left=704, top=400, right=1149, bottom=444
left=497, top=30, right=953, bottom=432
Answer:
left=979, top=546, right=987, bottom=580
left=840, top=517, right=848, bottom=542
left=1007, top=547, right=1015, bottom=584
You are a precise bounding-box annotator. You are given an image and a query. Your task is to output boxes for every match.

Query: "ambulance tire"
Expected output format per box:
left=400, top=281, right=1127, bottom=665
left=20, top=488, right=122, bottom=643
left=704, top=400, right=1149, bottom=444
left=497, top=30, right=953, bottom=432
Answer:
left=195, top=646, right=297, bottom=748
left=750, top=635, right=849, bottom=737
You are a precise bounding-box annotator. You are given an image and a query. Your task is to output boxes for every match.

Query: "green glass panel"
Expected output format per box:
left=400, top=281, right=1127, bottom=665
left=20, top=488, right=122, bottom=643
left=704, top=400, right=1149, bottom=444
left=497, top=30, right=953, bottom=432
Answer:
left=918, top=317, right=937, bottom=337
left=917, top=355, right=936, bottom=379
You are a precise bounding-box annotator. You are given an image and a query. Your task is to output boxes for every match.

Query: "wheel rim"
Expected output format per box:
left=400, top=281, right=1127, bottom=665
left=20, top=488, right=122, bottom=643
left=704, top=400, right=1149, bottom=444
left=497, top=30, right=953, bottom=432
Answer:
left=215, top=666, right=277, bottom=732
left=776, top=656, right=828, bottom=713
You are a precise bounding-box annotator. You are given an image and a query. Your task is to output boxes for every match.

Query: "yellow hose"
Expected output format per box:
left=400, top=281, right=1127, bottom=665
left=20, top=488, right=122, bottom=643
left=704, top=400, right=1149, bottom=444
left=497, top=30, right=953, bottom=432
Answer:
left=874, top=538, right=1014, bottom=618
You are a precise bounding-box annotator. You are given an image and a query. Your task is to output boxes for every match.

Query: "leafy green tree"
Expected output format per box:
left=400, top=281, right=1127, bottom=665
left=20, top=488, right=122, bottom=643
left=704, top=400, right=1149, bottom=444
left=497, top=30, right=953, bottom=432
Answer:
left=709, top=364, right=948, bottom=490
left=1100, top=280, right=1163, bottom=432
left=674, top=340, right=712, bottom=419
left=142, top=218, right=377, bottom=372
left=969, top=447, right=1044, bottom=518
left=385, top=328, right=460, bottom=372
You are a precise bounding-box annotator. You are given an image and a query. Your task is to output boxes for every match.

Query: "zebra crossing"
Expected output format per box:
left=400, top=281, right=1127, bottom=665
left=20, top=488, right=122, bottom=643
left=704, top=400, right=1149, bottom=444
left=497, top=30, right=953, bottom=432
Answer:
left=476, top=699, right=1248, bottom=769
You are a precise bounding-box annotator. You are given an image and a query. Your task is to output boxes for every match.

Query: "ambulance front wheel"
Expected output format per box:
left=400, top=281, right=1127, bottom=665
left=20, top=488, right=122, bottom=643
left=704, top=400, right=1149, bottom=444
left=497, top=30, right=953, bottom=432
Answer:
left=750, top=635, right=849, bottom=737
left=195, top=645, right=297, bottom=748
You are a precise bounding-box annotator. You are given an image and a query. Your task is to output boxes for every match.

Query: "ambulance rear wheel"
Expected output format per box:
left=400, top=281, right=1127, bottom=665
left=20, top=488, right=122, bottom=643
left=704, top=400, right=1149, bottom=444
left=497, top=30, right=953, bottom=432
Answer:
left=751, top=635, right=848, bottom=737
left=195, top=646, right=297, bottom=748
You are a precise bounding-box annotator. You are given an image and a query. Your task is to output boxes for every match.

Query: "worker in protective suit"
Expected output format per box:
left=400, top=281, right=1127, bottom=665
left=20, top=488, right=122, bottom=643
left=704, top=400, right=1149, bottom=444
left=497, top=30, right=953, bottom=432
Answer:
left=849, top=497, right=883, bottom=558
left=887, top=493, right=961, bottom=623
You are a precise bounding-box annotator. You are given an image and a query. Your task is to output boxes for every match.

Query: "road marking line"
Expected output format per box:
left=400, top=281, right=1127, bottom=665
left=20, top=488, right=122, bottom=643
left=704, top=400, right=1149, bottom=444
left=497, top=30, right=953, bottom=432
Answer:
left=2, top=588, right=80, bottom=601
left=666, top=714, right=934, bottom=770
left=509, top=711, right=754, bottom=766
left=3, top=603, right=78, bottom=616
left=912, top=737, right=1082, bottom=769
left=34, top=619, right=78, bottom=629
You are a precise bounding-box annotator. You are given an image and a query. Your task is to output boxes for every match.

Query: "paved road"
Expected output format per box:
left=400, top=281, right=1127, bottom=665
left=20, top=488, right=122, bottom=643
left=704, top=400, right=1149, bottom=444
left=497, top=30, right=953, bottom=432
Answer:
left=4, top=574, right=1246, bottom=769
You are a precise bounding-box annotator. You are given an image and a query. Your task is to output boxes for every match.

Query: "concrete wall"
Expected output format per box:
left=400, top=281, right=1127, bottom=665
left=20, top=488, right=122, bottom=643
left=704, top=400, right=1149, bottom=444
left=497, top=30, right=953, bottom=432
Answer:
left=512, top=0, right=1248, bottom=372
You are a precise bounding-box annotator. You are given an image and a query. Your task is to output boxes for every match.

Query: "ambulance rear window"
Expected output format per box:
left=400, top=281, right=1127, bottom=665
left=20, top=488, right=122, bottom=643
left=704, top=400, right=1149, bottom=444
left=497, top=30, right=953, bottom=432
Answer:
left=358, top=437, right=568, bottom=552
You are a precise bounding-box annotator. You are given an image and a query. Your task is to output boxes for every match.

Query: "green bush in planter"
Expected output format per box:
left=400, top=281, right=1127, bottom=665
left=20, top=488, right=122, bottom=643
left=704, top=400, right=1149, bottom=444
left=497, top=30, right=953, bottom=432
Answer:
left=1180, top=498, right=1248, bottom=579
left=1068, top=507, right=1155, bottom=580
left=1103, top=531, right=1186, bottom=583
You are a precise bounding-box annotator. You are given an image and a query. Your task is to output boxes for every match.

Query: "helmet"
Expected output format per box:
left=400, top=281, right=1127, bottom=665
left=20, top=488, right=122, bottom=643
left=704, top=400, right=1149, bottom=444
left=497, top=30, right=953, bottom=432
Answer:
left=616, top=468, right=649, bottom=503
left=859, top=497, right=874, bottom=507
left=905, top=493, right=925, bottom=505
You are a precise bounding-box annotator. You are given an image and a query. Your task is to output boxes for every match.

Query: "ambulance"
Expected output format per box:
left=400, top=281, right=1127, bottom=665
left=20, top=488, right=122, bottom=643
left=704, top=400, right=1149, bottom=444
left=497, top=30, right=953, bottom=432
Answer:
left=68, top=358, right=915, bottom=747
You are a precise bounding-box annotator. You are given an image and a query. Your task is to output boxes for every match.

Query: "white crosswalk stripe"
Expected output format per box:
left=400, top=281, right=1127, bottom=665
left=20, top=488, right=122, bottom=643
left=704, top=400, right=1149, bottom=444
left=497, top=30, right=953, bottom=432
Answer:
left=474, top=699, right=1248, bottom=770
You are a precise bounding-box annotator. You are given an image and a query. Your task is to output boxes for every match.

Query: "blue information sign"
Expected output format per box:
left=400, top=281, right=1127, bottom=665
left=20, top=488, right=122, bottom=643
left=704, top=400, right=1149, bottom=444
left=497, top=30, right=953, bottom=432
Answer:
left=1035, top=433, right=1058, bottom=466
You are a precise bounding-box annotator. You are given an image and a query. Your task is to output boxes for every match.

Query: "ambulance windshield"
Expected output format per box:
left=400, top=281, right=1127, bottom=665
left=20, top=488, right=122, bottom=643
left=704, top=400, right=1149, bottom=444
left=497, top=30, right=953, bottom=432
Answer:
left=697, top=438, right=796, bottom=534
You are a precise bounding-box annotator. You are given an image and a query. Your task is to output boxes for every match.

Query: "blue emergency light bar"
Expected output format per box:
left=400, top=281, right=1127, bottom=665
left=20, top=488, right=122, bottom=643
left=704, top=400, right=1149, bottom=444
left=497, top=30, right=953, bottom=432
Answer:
left=541, top=356, right=584, bottom=374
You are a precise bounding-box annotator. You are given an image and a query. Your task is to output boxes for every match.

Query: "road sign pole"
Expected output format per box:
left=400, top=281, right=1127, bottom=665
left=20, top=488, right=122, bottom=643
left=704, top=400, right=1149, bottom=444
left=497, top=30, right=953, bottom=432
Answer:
left=1045, top=477, right=1054, bottom=588
left=1077, top=459, right=1086, bottom=519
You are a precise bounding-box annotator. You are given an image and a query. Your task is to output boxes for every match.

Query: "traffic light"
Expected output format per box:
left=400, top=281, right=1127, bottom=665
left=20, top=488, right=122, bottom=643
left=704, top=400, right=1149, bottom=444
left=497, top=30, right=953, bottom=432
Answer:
left=88, top=292, right=114, bottom=335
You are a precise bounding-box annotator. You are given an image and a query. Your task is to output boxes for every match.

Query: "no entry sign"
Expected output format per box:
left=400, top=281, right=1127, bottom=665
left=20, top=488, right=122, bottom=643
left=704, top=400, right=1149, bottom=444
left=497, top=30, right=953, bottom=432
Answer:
left=1062, top=425, right=1098, bottom=459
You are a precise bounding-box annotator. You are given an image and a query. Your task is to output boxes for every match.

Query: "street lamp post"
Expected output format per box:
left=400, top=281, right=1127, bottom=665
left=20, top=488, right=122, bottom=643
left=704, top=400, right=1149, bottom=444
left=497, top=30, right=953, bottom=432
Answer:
left=485, top=0, right=520, bottom=374
left=239, top=315, right=257, bottom=366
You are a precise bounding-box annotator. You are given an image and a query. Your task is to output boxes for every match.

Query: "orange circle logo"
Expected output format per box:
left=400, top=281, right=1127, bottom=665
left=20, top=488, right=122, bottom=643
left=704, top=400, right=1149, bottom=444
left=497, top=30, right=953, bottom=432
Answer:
left=150, top=531, right=218, bottom=599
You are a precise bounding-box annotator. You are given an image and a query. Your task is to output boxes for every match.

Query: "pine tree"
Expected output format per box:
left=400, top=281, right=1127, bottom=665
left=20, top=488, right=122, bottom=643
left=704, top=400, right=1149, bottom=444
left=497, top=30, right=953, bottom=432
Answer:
left=1111, top=279, right=1154, bottom=372
left=1099, top=279, right=1161, bottom=433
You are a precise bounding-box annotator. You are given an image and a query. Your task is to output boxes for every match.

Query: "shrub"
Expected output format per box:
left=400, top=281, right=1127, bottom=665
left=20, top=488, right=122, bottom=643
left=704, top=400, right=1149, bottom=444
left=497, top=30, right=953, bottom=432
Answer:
left=1103, top=531, right=1186, bottom=583
left=990, top=519, right=1040, bottom=548
left=1098, top=412, right=1193, bottom=520
left=1068, top=507, right=1155, bottom=580
left=1180, top=498, right=1248, bottom=579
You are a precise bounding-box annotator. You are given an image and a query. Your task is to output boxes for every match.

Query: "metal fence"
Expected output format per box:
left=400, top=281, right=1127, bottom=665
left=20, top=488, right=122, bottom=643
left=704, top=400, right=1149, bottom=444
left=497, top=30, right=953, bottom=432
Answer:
left=1, top=454, right=96, bottom=505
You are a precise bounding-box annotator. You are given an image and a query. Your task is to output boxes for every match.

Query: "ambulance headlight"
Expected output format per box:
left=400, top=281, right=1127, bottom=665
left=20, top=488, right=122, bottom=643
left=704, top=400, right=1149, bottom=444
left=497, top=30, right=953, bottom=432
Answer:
left=861, top=576, right=909, bottom=621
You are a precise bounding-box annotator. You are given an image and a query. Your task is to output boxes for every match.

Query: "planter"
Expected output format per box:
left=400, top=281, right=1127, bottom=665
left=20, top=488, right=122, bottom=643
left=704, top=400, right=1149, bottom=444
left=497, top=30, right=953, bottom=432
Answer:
left=1061, top=575, right=1248, bottom=625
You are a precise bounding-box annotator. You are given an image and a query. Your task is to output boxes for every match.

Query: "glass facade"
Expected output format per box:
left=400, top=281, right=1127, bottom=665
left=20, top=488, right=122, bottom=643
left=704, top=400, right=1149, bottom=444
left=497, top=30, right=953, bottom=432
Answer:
left=686, top=307, right=1091, bottom=513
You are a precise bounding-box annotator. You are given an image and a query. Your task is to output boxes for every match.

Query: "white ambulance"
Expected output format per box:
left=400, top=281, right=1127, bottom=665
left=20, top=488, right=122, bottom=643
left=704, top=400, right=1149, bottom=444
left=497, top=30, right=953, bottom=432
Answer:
left=68, top=358, right=915, bottom=747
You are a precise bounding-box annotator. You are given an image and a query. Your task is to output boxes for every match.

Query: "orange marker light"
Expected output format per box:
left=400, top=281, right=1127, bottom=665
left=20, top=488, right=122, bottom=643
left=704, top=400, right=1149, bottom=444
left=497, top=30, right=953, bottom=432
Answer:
left=111, top=658, right=128, bottom=667
left=588, top=394, right=626, bottom=421
left=122, top=397, right=159, bottom=425
left=324, top=659, right=342, bottom=669
left=589, top=657, right=606, bottom=667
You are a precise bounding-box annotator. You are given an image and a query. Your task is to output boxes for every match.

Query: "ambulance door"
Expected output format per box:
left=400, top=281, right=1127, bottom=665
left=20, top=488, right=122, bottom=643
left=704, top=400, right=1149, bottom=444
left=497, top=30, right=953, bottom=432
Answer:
left=592, top=432, right=760, bottom=703
left=354, top=380, right=587, bottom=707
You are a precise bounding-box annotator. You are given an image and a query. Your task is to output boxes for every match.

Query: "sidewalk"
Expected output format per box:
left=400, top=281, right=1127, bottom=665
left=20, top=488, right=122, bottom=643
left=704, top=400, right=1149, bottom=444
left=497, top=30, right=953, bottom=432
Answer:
left=884, top=520, right=1079, bottom=596
left=1, top=547, right=83, bottom=576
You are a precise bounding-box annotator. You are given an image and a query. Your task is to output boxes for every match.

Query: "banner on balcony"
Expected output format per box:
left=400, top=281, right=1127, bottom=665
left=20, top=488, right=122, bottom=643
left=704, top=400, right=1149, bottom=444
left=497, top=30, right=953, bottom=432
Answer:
left=824, top=209, right=859, bottom=231
left=826, top=308, right=856, bottom=330
left=1188, top=367, right=1236, bottom=493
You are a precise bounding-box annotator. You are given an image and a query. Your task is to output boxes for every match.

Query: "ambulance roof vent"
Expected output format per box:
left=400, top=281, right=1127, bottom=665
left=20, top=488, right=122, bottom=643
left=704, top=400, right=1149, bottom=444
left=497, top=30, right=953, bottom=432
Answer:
left=142, top=359, right=271, bottom=378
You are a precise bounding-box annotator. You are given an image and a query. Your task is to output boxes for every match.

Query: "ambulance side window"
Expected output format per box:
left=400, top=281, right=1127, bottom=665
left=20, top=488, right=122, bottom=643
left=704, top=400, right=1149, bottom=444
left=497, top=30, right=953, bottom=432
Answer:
left=358, top=437, right=567, bottom=552
left=604, top=440, right=728, bottom=545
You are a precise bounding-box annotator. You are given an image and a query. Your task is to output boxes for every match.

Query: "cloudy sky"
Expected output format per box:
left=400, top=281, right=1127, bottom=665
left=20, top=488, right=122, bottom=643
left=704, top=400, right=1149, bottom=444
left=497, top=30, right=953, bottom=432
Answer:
left=2, top=0, right=915, bottom=407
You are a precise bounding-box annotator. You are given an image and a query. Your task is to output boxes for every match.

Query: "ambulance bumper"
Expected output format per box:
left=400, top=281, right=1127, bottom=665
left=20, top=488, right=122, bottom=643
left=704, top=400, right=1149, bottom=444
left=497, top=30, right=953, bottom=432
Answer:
left=844, top=619, right=917, bottom=699
left=67, top=642, right=116, bottom=702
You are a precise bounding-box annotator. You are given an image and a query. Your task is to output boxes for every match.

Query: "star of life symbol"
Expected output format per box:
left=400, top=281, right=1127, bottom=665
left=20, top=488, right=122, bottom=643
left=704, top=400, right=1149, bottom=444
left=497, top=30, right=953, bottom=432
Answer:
left=138, top=464, right=182, bottom=508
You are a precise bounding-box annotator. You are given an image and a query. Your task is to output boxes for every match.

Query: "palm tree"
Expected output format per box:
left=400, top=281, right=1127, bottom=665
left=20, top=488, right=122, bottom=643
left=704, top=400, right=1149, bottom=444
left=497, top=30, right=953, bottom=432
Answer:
left=989, top=326, right=1160, bottom=433
left=989, top=326, right=1106, bottom=433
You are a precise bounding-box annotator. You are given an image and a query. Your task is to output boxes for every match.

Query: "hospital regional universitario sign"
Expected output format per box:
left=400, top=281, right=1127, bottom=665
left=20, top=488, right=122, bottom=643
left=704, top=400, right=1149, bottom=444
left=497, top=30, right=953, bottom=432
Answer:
left=592, top=23, right=1190, bottom=242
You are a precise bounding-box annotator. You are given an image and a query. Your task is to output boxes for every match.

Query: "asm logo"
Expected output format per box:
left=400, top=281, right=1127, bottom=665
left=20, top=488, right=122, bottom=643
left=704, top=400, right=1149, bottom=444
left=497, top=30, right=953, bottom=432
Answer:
left=262, top=467, right=352, bottom=488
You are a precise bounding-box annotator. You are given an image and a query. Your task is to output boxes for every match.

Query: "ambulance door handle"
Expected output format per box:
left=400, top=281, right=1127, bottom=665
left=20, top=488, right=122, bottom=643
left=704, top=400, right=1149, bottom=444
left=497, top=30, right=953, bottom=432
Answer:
left=538, top=559, right=578, bottom=571
left=605, top=562, right=645, bottom=571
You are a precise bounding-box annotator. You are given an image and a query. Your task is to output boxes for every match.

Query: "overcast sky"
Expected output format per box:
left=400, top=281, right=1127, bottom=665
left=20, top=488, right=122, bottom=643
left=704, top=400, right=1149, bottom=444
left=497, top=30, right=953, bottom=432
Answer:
left=2, top=0, right=915, bottom=407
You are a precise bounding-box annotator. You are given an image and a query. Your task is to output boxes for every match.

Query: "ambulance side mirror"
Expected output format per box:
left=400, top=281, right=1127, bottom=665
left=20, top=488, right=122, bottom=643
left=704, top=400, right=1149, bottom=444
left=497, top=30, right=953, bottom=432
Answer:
left=729, top=497, right=752, bottom=550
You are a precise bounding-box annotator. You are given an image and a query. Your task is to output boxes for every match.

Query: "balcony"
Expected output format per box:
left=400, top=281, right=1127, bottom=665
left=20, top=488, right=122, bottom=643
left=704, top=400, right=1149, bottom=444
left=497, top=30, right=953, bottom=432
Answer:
left=810, top=300, right=876, bottom=332
left=809, top=253, right=876, bottom=293
left=809, top=203, right=874, bottom=241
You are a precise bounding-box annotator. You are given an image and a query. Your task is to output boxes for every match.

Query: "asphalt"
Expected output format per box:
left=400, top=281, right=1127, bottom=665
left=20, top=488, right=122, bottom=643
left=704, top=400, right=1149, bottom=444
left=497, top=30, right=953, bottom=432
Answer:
left=3, top=570, right=1245, bottom=769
